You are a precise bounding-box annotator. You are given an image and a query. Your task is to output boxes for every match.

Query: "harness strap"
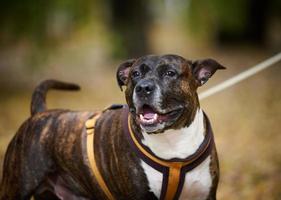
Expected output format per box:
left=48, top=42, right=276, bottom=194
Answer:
left=86, top=113, right=115, bottom=200
left=123, top=106, right=214, bottom=200
left=85, top=105, right=213, bottom=200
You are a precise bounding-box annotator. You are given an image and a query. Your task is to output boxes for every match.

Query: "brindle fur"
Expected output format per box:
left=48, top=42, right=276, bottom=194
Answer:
left=0, top=81, right=156, bottom=200
left=1, top=54, right=224, bottom=200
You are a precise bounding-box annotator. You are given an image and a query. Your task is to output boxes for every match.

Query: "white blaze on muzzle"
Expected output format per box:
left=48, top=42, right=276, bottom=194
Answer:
left=133, top=84, right=162, bottom=113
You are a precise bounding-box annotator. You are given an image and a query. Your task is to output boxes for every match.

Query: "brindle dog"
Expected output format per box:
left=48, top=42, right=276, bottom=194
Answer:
left=0, top=54, right=225, bottom=200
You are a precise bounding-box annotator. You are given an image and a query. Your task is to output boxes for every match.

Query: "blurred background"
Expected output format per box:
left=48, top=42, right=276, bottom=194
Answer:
left=0, top=0, right=280, bottom=199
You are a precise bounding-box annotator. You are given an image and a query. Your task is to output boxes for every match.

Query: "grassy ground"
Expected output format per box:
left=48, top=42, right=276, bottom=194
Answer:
left=0, top=25, right=280, bottom=199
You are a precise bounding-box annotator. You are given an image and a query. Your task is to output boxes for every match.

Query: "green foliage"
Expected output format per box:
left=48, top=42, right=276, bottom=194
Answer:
left=185, top=0, right=216, bottom=41
left=184, top=0, right=249, bottom=40
left=0, top=0, right=97, bottom=45
left=212, top=0, right=249, bottom=33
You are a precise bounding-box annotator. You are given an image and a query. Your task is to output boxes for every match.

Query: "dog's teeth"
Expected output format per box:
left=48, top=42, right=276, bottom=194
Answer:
left=153, top=114, right=158, bottom=121
left=140, top=113, right=158, bottom=125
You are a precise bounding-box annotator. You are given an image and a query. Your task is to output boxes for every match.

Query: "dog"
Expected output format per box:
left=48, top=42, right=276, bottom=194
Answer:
left=0, top=54, right=225, bottom=200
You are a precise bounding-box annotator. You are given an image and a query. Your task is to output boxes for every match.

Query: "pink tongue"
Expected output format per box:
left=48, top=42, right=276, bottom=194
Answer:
left=143, top=107, right=156, bottom=119
left=143, top=113, right=155, bottom=119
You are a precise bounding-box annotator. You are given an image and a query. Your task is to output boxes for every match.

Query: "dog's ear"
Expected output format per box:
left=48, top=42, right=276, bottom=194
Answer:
left=116, top=59, right=136, bottom=91
left=192, top=59, right=226, bottom=86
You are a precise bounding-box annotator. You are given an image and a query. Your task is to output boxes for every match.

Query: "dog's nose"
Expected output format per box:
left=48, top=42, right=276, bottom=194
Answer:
left=135, top=80, right=155, bottom=96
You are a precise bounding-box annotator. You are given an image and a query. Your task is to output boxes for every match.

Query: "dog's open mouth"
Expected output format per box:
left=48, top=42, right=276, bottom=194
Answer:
left=136, top=105, right=183, bottom=129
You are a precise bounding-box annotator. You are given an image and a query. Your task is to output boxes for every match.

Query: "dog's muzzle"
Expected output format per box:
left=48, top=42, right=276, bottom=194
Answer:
left=132, top=82, right=184, bottom=133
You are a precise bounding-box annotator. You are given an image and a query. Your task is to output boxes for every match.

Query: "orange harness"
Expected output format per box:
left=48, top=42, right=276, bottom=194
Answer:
left=85, top=113, right=115, bottom=200
left=85, top=106, right=213, bottom=200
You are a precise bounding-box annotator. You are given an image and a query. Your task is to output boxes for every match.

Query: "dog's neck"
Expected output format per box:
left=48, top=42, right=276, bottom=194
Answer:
left=141, top=109, right=205, bottom=159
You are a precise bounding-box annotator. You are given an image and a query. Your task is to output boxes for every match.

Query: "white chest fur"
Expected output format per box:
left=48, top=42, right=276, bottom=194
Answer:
left=140, top=109, right=212, bottom=199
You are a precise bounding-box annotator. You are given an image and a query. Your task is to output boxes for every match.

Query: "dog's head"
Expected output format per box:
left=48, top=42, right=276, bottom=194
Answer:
left=117, top=55, right=225, bottom=134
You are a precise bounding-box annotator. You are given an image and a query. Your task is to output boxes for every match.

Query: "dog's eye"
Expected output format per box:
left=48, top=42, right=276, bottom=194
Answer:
left=132, top=71, right=141, bottom=78
left=164, top=70, right=176, bottom=77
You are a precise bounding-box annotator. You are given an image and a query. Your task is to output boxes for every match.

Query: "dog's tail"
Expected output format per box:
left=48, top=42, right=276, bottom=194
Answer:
left=30, top=79, right=80, bottom=116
